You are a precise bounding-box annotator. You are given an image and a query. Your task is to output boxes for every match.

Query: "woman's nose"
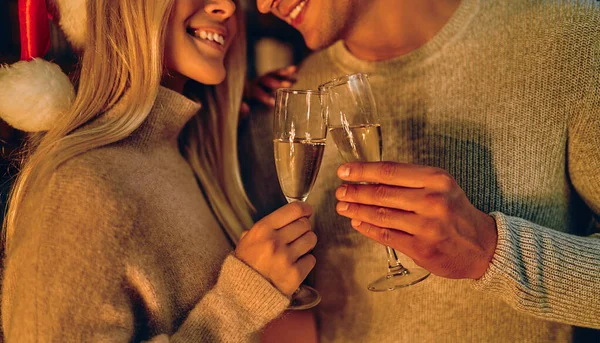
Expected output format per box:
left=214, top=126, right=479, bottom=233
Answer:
left=204, top=0, right=236, bottom=20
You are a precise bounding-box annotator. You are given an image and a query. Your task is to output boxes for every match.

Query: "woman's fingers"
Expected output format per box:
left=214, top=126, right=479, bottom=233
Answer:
left=256, top=202, right=313, bottom=232
left=288, top=230, right=317, bottom=262
left=235, top=202, right=316, bottom=297
left=293, top=253, right=316, bottom=283
left=278, top=217, right=312, bottom=244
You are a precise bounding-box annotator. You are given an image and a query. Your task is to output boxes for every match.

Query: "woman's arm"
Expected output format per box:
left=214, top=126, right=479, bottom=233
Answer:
left=3, top=168, right=314, bottom=342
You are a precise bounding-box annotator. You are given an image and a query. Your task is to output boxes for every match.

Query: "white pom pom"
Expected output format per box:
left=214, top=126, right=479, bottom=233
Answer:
left=54, top=0, right=88, bottom=50
left=0, top=59, right=75, bottom=132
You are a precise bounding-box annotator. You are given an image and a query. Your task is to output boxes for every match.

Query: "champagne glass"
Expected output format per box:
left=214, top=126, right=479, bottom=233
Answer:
left=273, top=88, right=325, bottom=310
left=319, top=73, right=430, bottom=291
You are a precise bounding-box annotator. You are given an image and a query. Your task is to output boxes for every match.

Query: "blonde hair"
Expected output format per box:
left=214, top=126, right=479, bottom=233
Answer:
left=182, top=1, right=254, bottom=243
left=3, top=0, right=252, bottom=252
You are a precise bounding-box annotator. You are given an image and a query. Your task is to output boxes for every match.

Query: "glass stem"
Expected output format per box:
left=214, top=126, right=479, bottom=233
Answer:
left=386, top=246, right=408, bottom=275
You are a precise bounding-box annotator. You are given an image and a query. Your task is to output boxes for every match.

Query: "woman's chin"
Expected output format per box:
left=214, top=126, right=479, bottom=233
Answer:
left=189, top=68, right=227, bottom=86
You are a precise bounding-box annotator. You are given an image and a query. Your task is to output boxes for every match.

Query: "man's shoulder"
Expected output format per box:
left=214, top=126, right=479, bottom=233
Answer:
left=493, top=0, right=600, bottom=22
left=534, top=0, right=600, bottom=21
left=478, top=0, right=600, bottom=64
left=298, top=46, right=335, bottom=70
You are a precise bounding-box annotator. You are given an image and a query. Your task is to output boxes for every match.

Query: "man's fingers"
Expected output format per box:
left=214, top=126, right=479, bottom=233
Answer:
left=350, top=220, right=414, bottom=252
left=259, top=75, right=293, bottom=91
left=337, top=162, right=432, bottom=188
left=275, top=65, right=298, bottom=78
left=257, top=202, right=313, bottom=232
left=336, top=183, right=426, bottom=212
left=252, top=86, right=276, bottom=107
left=336, top=202, right=419, bottom=235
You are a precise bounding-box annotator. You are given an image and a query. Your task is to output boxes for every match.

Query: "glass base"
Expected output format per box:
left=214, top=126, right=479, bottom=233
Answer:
left=288, top=285, right=321, bottom=310
left=368, top=267, right=430, bottom=292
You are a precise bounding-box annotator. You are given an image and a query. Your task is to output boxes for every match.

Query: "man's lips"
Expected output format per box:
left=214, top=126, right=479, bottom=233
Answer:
left=288, top=0, right=307, bottom=21
left=278, top=0, right=306, bottom=18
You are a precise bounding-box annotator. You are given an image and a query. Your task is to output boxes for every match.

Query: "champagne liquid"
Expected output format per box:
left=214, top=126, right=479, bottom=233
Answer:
left=274, top=139, right=326, bottom=202
left=328, top=124, right=382, bottom=162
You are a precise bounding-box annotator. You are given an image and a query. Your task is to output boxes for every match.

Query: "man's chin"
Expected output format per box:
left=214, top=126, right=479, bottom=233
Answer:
left=303, top=32, right=338, bottom=51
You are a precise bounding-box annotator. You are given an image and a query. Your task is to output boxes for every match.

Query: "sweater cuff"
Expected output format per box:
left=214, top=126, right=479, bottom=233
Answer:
left=172, top=255, right=289, bottom=343
left=470, top=212, right=600, bottom=328
left=471, top=212, right=517, bottom=293
left=216, top=255, right=290, bottom=326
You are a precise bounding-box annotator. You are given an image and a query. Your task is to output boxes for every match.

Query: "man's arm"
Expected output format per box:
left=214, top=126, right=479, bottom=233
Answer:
left=333, top=157, right=600, bottom=328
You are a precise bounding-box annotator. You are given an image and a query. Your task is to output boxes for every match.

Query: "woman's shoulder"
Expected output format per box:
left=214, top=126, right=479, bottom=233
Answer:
left=41, top=146, right=142, bottom=221
left=8, top=147, right=142, bottom=269
left=54, top=144, right=142, bottom=187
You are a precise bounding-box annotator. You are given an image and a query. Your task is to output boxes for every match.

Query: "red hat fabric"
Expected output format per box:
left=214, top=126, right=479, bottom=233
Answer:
left=19, top=0, right=52, bottom=60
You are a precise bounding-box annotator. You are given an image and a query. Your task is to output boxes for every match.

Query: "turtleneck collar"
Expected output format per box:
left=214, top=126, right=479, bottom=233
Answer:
left=125, top=86, right=202, bottom=148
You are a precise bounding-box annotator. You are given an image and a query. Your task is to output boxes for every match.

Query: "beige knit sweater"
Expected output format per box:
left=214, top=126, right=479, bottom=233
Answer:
left=2, top=87, right=289, bottom=342
left=239, top=0, right=600, bottom=342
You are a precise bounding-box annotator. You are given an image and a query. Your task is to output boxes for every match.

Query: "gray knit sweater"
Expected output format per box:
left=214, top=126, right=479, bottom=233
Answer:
left=2, top=87, right=289, bottom=342
left=239, top=0, right=600, bottom=341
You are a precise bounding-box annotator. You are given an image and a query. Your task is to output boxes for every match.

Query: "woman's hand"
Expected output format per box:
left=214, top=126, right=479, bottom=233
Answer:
left=235, top=201, right=317, bottom=296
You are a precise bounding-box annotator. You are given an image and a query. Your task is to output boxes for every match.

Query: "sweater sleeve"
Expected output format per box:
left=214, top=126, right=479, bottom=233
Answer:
left=471, top=74, right=600, bottom=329
left=166, top=255, right=289, bottom=343
left=2, top=166, right=288, bottom=342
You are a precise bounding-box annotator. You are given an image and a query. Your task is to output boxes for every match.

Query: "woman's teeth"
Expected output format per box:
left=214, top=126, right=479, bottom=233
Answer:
left=192, top=30, right=225, bottom=45
left=289, top=1, right=306, bottom=20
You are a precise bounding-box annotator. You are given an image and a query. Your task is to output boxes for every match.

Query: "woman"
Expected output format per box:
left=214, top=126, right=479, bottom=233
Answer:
left=1, top=0, right=317, bottom=341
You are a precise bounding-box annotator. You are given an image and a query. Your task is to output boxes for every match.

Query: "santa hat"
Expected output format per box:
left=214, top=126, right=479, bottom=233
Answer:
left=0, top=0, right=87, bottom=132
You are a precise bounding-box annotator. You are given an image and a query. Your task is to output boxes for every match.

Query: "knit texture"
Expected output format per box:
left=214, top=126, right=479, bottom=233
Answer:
left=239, top=0, right=600, bottom=341
left=2, top=87, right=289, bottom=342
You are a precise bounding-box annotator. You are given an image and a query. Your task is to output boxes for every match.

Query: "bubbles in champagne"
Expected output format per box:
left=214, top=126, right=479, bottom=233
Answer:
left=328, top=124, right=382, bottom=162
left=274, top=138, right=326, bottom=202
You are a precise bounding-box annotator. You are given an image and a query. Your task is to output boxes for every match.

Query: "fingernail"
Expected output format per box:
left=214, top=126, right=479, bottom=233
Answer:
left=338, top=166, right=350, bottom=178
left=337, top=202, right=349, bottom=211
left=268, top=98, right=275, bottom=106
left=351, top=219, right=362, bottom=227
left=337, top=185, right=347, bottom=198
left=281, top=81, right=293, bottom=88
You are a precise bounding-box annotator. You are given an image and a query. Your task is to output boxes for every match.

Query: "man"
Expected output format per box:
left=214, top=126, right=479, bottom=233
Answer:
left=240, top=0, right=600, bottom=341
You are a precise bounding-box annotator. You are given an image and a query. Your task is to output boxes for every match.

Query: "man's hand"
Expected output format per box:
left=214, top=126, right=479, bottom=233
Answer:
left=334, top=162, right=498, bottom=280
left=240, top=65, right=297, bottom=118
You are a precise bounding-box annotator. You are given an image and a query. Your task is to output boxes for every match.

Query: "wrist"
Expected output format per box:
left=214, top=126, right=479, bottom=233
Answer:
left=471, top=212, right=498, bottom=279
